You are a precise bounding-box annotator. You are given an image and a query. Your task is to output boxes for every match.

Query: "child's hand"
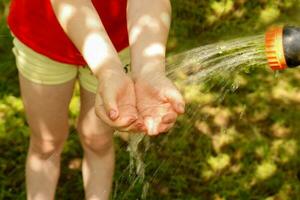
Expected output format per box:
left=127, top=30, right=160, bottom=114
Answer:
left=134, top=72, right=185, bottom=136
left=94, top=68, right=143, bottom=132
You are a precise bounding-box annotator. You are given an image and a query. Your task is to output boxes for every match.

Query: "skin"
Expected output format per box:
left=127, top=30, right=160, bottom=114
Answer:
left=20, top=74, right=75, bottom=200
left=23, top=0, right=185, bottom=199
left=128, top=0, right=185, bottom=135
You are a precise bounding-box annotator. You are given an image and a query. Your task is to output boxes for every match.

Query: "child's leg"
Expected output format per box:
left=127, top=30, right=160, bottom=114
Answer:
left=19, top=74, right=76, bottom=200
left=76, top=48, right=130, bottom=200
left=12, top=37, right=78, bottom=199
left=76, top=86, right=115, bottom=200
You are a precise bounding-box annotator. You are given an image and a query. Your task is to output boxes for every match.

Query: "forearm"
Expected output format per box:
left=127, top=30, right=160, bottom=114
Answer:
left=50, top=0, right=123, bottom=78
left=127, top=0, right=171, bottom=78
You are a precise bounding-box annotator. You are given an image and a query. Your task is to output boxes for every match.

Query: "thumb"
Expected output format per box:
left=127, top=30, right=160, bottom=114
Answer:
left=101, top=89, right=119, bottom=120
left=164, top=88, right=185, bottom=114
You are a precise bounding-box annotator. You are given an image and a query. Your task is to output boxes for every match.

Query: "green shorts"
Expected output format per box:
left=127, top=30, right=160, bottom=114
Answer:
left=12, top=37, right=130, bottom=93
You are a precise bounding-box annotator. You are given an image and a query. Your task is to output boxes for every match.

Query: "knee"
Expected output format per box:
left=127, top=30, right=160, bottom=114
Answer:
left=29, top=136, right=66, bottom=160
left=77, top=124, right=114, bottom=156
left=81, top=133, right=114, bottom=156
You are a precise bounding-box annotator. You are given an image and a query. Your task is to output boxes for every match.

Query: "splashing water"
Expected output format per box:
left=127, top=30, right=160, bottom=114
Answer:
left=123, top=34, right=268, bottom=198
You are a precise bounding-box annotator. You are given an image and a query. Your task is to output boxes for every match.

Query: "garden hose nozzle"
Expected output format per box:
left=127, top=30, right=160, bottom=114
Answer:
left=265, top=25, right=300, bottom=70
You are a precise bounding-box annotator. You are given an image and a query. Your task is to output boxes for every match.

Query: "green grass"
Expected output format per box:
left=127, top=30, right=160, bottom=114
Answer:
left=1, top=1, right=300, bottom=199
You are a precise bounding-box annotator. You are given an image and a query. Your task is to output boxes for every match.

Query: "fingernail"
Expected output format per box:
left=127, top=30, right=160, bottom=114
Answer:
left=109, top=110, right=117, bottom=119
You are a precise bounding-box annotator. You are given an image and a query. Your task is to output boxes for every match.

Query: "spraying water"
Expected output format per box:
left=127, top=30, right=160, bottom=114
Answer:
left=166, top=35, right=267, bottom=83
left=121, top=34, right=269, bottom=199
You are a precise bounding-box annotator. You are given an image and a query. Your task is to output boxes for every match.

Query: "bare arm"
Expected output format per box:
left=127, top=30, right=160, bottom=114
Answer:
left=51, top=0, right=142, bottom=131
left=127, top=0, right=171, bottom=78
left=128, top=0, right=185, bottom=135
left=50, top=0, right=124, bottom=78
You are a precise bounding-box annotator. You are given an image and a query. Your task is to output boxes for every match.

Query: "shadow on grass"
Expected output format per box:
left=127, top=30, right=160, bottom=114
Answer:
left=149, top=67, right=300, bottom=199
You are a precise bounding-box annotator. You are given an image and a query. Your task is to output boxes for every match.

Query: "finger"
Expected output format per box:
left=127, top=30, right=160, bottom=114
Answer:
left=95, top=99, right=137, bottom=128
left=95, top=105, right=137, bottom=129
left=117, top=103, right=139, bottom=127
left=157, top=122, right=175, bottom=134
left=115, top=115, right=137, bottom=127
left=101, top=89, right=119, bottom=120
left=135, top=119, right=147, bottom=133
left=162, top=112, right=177, bottom=124
left=164, top=88, right=185, bottom=114
left=117, top=118, right=146, bottom=133
left=95, top=95, right=112, bottom=123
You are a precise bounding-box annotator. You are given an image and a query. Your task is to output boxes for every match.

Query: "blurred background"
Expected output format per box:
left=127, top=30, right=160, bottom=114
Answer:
left=1, top=0, right=300, bottom=199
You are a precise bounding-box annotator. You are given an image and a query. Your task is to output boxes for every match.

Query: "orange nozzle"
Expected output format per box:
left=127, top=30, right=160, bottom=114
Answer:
left=265, top=26, right=287, bottom=70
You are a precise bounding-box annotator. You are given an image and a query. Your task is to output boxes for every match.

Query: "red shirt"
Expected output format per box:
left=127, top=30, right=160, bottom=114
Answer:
left=7, top=0, right=129, bottom=66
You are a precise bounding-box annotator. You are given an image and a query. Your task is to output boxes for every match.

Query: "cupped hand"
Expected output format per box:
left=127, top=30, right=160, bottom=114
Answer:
left=94, top=68, right=143, bottom=132
left=134, top=72, right=185, bottom=136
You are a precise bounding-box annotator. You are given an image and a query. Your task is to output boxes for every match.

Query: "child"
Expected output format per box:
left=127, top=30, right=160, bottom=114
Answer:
left=7, top=0, right=185, bottom=199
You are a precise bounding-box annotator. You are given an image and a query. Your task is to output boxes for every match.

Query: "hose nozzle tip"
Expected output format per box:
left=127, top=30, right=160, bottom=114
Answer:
left=265, top=26, right=287, bottom=70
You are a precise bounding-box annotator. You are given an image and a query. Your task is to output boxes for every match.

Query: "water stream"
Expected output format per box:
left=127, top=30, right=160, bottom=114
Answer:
left=0, top=31, right=270, bottom=199
left=122, top=34, right=268, bottom=199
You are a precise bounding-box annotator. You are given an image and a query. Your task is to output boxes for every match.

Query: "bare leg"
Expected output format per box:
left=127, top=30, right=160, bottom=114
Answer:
left=77, top=86, right=115, bottom=200
left=19, top=74, right=75, bottom=200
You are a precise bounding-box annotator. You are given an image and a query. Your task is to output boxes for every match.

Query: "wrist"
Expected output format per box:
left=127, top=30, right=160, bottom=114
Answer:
left=95, top=65, right=125, bottom=81
left=131, top=59, right=166, bottom=80
left=93, top=60, right=125, bottom=80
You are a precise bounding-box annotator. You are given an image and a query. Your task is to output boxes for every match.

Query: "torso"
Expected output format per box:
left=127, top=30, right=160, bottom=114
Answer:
left=7, top=0, right=129, bottom=65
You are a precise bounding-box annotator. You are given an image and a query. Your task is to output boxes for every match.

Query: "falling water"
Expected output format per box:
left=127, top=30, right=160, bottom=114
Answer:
left=123, top=34, right=268, bottom=199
